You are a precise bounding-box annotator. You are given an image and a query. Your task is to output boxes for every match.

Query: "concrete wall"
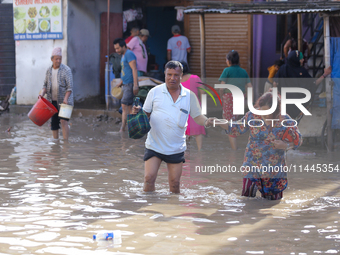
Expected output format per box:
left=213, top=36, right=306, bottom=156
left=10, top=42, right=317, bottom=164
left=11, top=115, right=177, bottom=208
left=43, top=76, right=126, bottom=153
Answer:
left=16, top=0, right=68, bottom=105
left=67, top=0, right=122, bottom=103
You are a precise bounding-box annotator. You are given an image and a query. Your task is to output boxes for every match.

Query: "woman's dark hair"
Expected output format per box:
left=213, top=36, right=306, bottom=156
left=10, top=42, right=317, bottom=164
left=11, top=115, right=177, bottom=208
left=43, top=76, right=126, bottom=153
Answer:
left=255, top=92, right=281, bottom=119
left=180, top=61, right=189, bottom=74
left=165, top=60, right=183, bottom=73
left=226, top=50, right=239, bottom=65
left=113, top=38, right=126, bottom=47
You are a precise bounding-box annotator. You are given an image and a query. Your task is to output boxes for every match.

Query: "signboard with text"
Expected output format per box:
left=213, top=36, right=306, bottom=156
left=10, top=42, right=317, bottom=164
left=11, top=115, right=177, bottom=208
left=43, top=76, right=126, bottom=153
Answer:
left=13, top=0, right=63, bottom=40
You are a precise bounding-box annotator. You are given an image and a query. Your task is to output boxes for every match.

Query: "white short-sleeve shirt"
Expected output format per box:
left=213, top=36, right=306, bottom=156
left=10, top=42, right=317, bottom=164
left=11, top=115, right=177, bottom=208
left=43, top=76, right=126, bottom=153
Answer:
left=167, top=35, right=191, bottom=64
left=143, top=83, right=201, bottom=155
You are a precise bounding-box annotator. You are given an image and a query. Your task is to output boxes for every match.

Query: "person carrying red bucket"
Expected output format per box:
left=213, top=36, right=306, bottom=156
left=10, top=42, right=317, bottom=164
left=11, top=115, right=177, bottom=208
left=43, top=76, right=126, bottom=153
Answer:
left=30, top=47, right=74, bottom=140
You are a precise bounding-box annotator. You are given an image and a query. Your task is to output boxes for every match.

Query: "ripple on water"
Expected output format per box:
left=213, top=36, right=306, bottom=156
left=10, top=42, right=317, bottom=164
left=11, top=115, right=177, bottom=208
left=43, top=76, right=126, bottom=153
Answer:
left=27, top=232, right=60, bottom=241
left=1, top=115, right=340, bottom=254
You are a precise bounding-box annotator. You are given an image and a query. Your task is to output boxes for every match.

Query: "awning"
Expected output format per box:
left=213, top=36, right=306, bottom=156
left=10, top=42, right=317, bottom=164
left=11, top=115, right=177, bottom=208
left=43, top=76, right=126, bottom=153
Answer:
left=184, top=1, right=340, bottom=15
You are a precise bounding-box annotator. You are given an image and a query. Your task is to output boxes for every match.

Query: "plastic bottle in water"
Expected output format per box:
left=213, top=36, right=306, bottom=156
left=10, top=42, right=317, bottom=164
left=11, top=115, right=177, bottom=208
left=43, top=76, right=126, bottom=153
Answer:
left=93, top=230, right=122, bottom=244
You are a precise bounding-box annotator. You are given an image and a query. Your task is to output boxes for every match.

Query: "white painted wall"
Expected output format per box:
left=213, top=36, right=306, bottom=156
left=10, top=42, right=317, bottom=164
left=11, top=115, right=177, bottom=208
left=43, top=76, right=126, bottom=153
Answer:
left=16, top=0, right=68, bottom=105
left=67, top=0, right=123, bottom=103
left=16, top=0, right=123, bottom=105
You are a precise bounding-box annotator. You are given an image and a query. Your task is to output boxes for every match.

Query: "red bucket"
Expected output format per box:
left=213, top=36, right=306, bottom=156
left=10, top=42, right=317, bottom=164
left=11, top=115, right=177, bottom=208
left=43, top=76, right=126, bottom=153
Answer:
left=28, top=97, right=58, bottom=126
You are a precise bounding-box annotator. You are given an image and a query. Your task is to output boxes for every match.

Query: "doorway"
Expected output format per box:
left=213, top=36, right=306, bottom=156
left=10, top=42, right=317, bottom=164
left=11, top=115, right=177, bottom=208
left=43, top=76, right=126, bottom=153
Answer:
left=122, top=2, right=178, bottom=73
left=146, top=6, right=176, bottom=72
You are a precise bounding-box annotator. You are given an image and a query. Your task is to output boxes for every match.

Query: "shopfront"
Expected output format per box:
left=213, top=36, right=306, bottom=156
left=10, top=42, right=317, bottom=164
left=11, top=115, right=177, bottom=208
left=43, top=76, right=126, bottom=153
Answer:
left=122, top=0, right=251, bottom=79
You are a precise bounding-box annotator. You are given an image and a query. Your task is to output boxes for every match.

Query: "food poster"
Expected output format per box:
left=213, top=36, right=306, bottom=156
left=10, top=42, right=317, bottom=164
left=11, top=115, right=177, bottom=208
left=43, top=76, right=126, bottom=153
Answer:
left=13, top=0, right=63, bottom=40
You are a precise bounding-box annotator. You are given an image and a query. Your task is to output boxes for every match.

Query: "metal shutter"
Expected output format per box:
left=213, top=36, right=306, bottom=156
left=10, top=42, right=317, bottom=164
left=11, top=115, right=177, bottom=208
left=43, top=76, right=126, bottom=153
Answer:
left=187, top=13, right=251, bottom=78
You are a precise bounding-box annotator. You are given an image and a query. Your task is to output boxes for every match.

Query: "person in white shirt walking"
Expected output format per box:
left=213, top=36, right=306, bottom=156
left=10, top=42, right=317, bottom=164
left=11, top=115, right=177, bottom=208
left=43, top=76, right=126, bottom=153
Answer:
left=167, top=25, right=191, bottom=65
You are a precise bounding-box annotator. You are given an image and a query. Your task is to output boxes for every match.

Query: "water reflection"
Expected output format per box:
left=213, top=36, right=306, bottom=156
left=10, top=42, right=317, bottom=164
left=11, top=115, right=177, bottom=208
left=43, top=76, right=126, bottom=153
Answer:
left=0, top=114, right=339, bottom=254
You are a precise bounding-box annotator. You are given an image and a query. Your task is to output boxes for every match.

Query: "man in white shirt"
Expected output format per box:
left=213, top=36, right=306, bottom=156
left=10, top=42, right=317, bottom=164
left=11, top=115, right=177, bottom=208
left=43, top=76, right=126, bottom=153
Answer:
left=167, top=25, right=191, bottom=64
left=132, top=61, right=214, bottom=193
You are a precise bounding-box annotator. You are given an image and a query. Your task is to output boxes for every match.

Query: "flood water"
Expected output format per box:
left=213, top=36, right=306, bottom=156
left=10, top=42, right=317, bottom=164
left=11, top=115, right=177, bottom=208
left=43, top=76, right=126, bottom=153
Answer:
left=0, top=112, right=340, bottom=254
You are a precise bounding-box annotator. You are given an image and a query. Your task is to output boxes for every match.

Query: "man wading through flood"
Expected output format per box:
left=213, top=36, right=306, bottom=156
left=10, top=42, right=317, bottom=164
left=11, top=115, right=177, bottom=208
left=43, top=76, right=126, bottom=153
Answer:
left=132, top=61, right=215, bottom=193
left=39, top=47, right=74, bottom=140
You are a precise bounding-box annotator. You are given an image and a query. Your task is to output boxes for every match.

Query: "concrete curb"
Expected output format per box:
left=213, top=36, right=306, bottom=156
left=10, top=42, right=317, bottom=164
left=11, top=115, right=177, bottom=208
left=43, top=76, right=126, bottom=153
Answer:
left=8, top=105, right=122, bottom=119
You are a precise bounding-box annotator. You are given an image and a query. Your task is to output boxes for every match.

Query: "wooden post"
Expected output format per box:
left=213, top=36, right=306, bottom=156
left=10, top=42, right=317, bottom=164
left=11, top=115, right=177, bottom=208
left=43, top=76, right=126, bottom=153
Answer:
left=199, top=13, right=206, bottom=79
left=297, top=13, right=302, bottom=52
left=323, top=15, right=333, bottom=151
left=248, top=14, right=253, bottom=78
left=106, top=0, right=110, bottom=110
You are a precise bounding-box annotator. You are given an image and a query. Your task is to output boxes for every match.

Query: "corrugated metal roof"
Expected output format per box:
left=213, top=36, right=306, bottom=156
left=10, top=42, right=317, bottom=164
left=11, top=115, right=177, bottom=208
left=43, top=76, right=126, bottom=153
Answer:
left=184, top=8, right=335, bottom=14
left=184, top=8, right=332, bottom=14
left=185, top=8, right=227, bottom=14
left=184, top=1, right=340, bottom=15
left=262, top=8, right=332, bottom=14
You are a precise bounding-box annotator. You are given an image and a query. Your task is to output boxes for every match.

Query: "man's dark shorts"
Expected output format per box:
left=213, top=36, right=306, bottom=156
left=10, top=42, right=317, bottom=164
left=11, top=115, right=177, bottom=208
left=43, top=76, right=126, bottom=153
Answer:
left=143, top=148, right=185, bottom=164
left=51, top=101, right=69, bottom=130
left=121, top=83, right=134, bottom=105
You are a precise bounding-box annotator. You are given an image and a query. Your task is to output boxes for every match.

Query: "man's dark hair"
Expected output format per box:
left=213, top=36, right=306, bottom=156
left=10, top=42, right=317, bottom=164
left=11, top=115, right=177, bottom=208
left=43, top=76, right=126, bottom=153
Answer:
left=274, top=59, right=284, bottom=67
left=226, top=50, right=239, bottom=65
left=113, top=38, right=126, bottom=47
left=165, top=61, right=183, bottom=73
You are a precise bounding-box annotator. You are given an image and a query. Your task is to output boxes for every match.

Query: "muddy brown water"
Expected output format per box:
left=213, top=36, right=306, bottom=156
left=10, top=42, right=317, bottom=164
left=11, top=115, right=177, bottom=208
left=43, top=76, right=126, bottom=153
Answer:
left=0, top=112, right=340, bottom=254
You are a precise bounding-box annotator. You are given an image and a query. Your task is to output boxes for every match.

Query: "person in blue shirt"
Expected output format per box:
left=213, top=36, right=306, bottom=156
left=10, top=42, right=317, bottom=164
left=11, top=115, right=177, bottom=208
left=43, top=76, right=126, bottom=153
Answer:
left=113, top=38, right=139, bottom=132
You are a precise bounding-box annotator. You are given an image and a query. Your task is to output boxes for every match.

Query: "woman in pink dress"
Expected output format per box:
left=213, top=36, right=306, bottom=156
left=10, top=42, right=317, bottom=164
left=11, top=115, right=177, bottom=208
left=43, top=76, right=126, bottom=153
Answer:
left=180, top=62, right=206, bottom=151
